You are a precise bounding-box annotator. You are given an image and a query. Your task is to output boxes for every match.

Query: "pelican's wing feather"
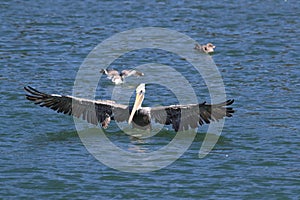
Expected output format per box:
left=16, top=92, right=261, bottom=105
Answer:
left=24, top=86, right=129, bottom=128
left=150, top=100, right=234, bottom=132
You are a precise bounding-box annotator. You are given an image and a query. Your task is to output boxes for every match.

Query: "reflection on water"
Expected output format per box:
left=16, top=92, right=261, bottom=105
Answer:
left=76, top=127, right=196, bottom=173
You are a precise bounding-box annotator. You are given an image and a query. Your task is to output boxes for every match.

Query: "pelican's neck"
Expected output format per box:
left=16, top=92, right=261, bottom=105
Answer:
left=128, top=83, right=146, bottom=124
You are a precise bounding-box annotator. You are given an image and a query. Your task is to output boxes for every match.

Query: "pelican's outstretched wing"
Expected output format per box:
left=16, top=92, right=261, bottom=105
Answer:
left=150, top=100, right=234, bottom=132
left=24, top=86, right=129, bottom=128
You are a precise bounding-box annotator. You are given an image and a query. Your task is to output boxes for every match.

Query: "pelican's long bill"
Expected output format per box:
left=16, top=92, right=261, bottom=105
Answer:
left=128, top=84, right=145, bottom=124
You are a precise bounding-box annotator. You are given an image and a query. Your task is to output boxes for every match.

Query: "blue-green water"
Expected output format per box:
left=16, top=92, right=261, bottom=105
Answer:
left=1, top=0, right=299, bottom=199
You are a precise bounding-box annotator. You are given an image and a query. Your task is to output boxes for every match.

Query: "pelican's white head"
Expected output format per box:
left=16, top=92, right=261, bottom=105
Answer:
left=128, top=83, right=146, bottom=124
left=136, top=83, right=145, bottom=95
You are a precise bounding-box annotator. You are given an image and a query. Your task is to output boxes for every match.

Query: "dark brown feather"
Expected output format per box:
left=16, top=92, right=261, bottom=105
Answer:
left=24, top=86, right=128, bottom=128
left=151, top=100, right=234, bottom=132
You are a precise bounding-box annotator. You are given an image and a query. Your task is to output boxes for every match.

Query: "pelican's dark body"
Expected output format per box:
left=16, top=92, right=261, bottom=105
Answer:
left=131, top=108, right=151, bottom=130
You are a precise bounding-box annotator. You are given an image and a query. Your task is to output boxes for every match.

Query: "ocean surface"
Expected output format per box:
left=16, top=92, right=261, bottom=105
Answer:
left=1, top=0, right=299, bottom=199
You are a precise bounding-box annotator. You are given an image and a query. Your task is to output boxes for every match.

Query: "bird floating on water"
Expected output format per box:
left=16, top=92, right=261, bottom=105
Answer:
left=194, top=43, right=216, bottom=53
left=100, top=69, right=144, bottom=85
left=24, top=83, right=234, bottom=132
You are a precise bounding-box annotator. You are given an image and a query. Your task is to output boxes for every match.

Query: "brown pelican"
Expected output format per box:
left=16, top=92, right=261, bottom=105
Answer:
left=24, top=83, right=234, bottom=132
left=194, top=43, right=216, bottom=53
left=100, top=69, right=144, bottom=85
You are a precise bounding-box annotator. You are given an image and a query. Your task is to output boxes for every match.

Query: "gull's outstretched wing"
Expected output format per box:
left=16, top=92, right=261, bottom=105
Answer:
left=121, top=69, right=144, bottom=77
